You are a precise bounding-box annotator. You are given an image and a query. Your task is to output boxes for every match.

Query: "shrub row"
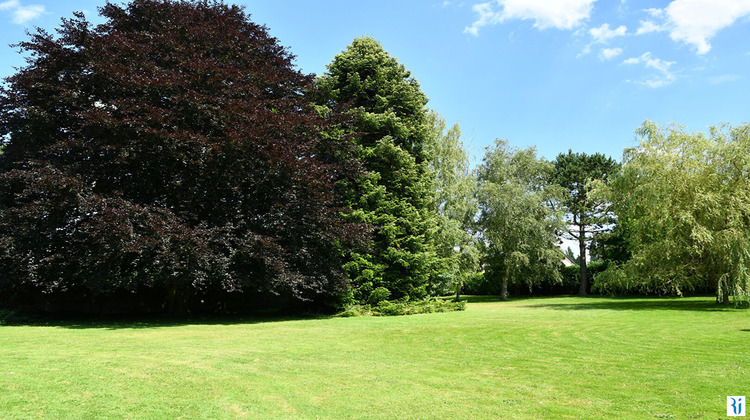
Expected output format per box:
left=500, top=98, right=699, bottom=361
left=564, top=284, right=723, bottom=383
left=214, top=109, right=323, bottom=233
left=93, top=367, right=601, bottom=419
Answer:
left=338, top=298, right=466, bottom=317
left=464, top=262, right=610, bottom=296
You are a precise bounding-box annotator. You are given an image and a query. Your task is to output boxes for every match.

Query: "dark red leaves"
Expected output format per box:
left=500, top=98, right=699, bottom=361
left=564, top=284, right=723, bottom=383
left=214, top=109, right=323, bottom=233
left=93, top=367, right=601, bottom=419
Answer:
left=0, top=0, right=365, bottom=314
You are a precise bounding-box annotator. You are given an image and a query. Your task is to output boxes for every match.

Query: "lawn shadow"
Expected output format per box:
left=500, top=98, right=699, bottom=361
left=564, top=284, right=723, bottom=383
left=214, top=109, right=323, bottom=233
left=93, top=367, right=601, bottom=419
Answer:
left=0, top=312, right=334, bottom=330
left=523, top=296, right=740, bottom=312
left=455, top=295, right=504, bottom=304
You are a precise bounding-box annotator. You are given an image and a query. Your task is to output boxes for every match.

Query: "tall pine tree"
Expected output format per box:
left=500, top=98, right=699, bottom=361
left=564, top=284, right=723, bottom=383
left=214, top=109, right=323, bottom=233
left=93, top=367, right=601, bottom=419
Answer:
left=317, top=37, right=441, bottom=303
left=551, top=151, right=619, bottom=295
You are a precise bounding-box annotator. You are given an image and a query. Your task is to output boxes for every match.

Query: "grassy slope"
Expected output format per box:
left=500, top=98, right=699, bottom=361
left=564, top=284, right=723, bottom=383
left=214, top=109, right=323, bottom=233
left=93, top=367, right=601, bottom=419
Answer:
left=1, top=296, right=748, bottom=419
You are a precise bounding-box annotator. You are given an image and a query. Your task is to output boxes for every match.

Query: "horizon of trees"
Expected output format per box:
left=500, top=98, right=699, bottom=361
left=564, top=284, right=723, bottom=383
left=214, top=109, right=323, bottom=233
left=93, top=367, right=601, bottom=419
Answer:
left=0, top=0, right=747, bottom=315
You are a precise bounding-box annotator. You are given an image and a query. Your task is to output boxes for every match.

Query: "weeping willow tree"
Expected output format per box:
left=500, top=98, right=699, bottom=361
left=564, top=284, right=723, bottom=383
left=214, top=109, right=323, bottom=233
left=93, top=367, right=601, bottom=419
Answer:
left=599, top=121, right=750, bottom=306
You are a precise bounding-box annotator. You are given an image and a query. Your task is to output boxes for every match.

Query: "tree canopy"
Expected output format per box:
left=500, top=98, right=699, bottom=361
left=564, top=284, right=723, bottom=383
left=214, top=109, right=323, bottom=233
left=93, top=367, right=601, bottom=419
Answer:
left=424, top=111, right=479, bottom=300
left=317, top=37, right=443, bottom=303
left=0, top=0, right=365, bottom=314
left=552, top=151, right=619, bottom=295
left=598, top=121, right=750, bottom=305
left=476, top=140, right=564, bottom=300
left=1, top=1, right=744, bottom=315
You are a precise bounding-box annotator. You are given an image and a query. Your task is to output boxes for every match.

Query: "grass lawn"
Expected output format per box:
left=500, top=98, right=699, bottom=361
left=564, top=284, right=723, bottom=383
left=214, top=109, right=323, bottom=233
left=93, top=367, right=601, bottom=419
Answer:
left=1, top=296, right=748, bottom=419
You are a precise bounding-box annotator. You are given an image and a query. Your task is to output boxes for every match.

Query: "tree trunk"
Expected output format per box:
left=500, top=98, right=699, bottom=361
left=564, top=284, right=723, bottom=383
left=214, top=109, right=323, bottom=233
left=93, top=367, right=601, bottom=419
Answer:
left=455, top=282, right=462, bottom=302
left=577, top=226, right=588, bottom=296
left=716, top=277, right=730, bottom=305
left=501, top=266, right=510, bottom=301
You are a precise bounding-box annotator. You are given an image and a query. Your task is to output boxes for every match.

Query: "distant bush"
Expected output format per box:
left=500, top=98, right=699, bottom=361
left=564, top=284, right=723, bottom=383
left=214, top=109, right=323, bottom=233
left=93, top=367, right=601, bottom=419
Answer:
left=0, top=308, right=16, bottom=326
left=0, top=307, right=36, bottom=326
left=592, top=263, right=723, bottom=298
left=555, top=262, right=608, bottom=295
left=368, top=287, right=391, bottom=305
left=337, top=298, right=466, bottom=317
left=465, top=262, right=611, bottom=296
left=462, top=273, right=496, bottom=295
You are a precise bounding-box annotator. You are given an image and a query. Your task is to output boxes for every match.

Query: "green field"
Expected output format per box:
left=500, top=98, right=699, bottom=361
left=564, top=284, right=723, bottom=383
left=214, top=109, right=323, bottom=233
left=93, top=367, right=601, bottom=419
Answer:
left=1, top=296, right=748, bottom=419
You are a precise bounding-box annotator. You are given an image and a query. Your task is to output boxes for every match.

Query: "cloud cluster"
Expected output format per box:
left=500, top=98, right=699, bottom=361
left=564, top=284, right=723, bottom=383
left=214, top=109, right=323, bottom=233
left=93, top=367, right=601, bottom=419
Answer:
left=623, top=52, right=677, bottom=88
left=0, top=0, right=45, bottom=24
left=600, top=48, right=623, bottom=61
left=466, top=0, right=750, bottom=55
left=464, top=0, right=596, bottom=35
left=589, top=23, right=627, bottom=44
left=581, top=23, right=627, bottom=61
left=639, top=0, right=750, bottom=54
left=463, top=0, right=750, bottom=87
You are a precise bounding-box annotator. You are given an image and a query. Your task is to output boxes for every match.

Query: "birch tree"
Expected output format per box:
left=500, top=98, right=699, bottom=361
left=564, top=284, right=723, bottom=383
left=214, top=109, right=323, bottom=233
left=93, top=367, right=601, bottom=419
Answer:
left=476, top=140, right=564, bottom=300
left=425, top=112, right=479, bottom=300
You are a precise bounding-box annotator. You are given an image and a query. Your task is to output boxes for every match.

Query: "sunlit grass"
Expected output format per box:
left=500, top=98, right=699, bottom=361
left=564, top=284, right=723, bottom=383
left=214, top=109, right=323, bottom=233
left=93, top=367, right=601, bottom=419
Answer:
left=1, top=296, right=748, bottom=418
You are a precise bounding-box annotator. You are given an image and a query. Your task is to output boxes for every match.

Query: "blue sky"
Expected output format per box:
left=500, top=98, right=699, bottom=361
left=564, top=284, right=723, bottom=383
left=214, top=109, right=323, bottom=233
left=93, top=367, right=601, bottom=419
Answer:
left=1, top=0, right=749, bottom=163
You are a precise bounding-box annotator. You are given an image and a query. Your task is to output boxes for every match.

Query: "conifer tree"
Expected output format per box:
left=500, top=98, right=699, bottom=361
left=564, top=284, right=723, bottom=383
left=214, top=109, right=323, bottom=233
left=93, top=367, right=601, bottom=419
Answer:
left=551, top=151, right=619, bottom=295
left=318, top=37, right=441, bottom=302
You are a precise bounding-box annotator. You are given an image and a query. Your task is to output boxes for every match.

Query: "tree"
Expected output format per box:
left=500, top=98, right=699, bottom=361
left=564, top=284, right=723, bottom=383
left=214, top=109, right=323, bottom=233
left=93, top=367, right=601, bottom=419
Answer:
left=552, top=151, right=619, bottom=295
left=317, top=37, right=442, bottom=302
left=424, top=111, right=479, bottom=301
left=589, top=221, right=630, bottom=265
left=0, top=0, right=365, bottom=314
left=599, top=121, right=750, bottom=305
left=476, top=140, right=564, bottom=300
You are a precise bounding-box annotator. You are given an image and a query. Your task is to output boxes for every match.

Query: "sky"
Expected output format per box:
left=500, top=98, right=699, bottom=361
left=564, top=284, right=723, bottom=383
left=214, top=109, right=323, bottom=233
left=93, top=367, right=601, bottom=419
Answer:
left=1, top=0, right=750, bottom=164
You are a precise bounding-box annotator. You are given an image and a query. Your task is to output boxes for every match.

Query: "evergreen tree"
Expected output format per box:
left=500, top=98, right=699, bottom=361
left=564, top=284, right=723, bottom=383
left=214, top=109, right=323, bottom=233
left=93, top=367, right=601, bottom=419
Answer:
left=317, top=37, right=441, bottom=302
left=552, top=151, right=619, bottom=295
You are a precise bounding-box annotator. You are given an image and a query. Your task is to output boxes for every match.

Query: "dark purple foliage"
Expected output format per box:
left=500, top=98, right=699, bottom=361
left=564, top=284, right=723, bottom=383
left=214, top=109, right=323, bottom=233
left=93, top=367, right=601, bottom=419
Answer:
left=0, top=0, right=366, bottom=314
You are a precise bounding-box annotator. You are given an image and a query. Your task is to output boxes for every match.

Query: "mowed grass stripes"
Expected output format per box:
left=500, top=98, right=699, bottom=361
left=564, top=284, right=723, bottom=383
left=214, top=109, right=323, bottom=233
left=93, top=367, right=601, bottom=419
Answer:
left=1, top=296, right=748, bottom=419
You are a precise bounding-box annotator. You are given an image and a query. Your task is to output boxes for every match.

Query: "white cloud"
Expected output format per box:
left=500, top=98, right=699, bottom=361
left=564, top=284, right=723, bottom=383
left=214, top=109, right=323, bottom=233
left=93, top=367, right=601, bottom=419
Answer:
left=0, top=0, right=45, bottom=24
left=624, top=52, right=674, bottom=73
left=465, top=0, right=596, bottom=35
left=640, top=0, right=750, bottom=54
left=644, top=8, right=665, bottom=18
left=12, top=4, right=43, bottom=23
left=578, top=23, right=625, bottom=58
left=590, top=23, right=627, bottom=43
left=600, top=47, right=623, bottom=60
left=635, top=20, right=666, bottom=35
left=623, top=52, right=677, bottom=87
left=0, top=0, right=19, bottom=10
left=577, top=44, right=592, bottom=58
left=465, top=2, right=496, bottom=35
left=708, top=74, right=741, bottom=84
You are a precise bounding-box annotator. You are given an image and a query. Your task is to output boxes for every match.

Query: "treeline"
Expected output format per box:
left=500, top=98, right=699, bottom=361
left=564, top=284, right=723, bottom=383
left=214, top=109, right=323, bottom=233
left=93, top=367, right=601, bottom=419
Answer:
left=0, top=0, right=748, bottom=316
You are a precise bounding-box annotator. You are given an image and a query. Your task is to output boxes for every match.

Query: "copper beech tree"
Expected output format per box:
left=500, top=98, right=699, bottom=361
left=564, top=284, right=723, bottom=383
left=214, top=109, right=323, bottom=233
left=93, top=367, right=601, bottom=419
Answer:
left=0, top=0, right=366, bottom=314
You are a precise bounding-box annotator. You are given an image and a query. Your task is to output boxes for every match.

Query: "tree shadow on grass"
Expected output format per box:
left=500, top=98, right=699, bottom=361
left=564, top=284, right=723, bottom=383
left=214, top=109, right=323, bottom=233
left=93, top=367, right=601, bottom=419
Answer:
left=522, top=296, right=742, bottom=312
left=0, top=311, right=334, bottom=330
left=455, top=295, right=504, bottom=304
